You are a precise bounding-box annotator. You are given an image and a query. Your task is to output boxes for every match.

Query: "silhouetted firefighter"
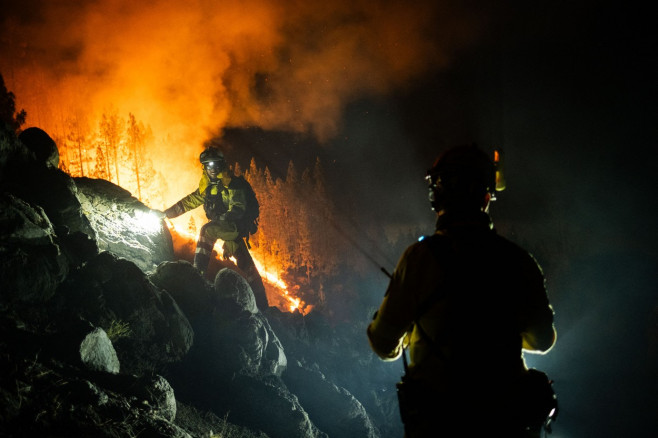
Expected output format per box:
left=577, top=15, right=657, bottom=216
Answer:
left=161, top=146, right=268, bottom=310
left=368, top=144, right=558, bottom=437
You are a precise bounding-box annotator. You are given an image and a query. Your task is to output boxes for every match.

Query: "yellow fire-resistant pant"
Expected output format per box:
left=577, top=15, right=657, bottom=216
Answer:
left=194, top=219, right=269, bottom=310
left=194, top=220, right=240, bottom=269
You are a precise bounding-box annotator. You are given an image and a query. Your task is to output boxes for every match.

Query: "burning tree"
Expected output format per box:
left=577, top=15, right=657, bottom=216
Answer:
left=243, top=157, right=346, bottom=306
left=63, top=113, right=91, bottom=177
left=3, top=76, right=349, bottom=314
left=98, top=110, right=123, bottom=185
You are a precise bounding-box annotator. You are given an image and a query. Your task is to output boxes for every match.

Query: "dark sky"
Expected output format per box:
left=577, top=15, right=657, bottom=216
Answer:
left=392, top=4, right=658, bottom=437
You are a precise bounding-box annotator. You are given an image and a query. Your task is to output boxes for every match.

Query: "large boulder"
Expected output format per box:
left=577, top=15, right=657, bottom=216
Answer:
left=213, top=268, right=287, bottom=377
left=283, top=360, right=379, bottom=438
left=152, top=264, right=286, bottom=378
left=218, top=374, right=327, bottom=438
left=18, top=127, right=59, bottom=169
left=75, top=177, right=174, bottom=272
left=149, top=260, right=215, bottom=321
left=151, top=263, right=331, bottom=438
left=0, top=192, right=68, bottom=306
left=56, top=252, right=194, bottom=375
left=1, top=129, right=95, bottom=240
left=79, top=327, right=121, bottom=374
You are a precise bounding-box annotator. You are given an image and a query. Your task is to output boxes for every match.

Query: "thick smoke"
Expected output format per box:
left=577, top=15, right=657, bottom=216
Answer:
left=0, top=0, right=483, bottom=144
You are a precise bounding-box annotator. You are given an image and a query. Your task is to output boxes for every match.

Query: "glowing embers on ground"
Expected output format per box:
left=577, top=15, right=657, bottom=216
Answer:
left=251, top=257, right=312, bottom=315
left=164, top=218, right=311, bottom=315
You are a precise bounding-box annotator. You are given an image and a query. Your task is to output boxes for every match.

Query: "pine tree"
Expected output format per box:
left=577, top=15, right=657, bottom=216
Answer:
left=64, top=114, right=90, bottom=177
left=127, top=113, right=145, bottom=199
left=0, top=73, right=26, bottom=133
left=93, top=143, right=109, bottom=180
left=99, top=111, right=123, bottom=184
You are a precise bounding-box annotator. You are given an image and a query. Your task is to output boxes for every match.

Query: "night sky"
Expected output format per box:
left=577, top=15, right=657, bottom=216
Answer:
left=2, top=1, right=657, bottom=436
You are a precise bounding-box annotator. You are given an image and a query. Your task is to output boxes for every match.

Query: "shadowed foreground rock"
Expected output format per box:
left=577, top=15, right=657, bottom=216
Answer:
left=0, top=192, right=68, bottom=306
left=152, top=263, right=328, bottom=438
left=56, top=252, right=194, bottom=375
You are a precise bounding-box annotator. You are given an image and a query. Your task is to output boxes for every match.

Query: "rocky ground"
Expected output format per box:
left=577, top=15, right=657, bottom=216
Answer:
left=0, top=127, right=399, bottom=437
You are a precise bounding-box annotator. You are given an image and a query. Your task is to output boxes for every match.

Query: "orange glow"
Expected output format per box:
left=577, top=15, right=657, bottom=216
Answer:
left=1, top=0, right=483, bottom=315
left=166, top=218, right=311, bottom=314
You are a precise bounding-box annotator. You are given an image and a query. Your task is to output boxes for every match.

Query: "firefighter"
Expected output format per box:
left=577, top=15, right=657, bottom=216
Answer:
left=162, top=146, right=268, bottom=310
left=367, top=144, right=556, bottom=437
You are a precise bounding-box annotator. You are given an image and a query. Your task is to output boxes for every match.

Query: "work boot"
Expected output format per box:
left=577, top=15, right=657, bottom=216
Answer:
left=193, top=252, right=210, bottom=276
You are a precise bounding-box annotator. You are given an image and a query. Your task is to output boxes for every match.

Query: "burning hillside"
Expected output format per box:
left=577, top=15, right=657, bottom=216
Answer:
left=1, top=0, right=484, bottom=314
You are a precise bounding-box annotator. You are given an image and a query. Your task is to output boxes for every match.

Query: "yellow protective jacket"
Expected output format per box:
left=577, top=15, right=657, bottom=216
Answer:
left=164, top=172, right=247, bottom=222
left=367, top=211, right=555, bottom=390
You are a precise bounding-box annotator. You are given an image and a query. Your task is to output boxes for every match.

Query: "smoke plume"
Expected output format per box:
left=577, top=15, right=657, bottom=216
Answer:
left=1, top=0, right=484, bottom=146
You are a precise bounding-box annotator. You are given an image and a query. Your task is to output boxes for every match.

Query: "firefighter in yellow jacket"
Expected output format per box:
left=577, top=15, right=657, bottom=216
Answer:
left=163, top=146, right=268, bottom=310
left=367, top=145, right=556, bottom=437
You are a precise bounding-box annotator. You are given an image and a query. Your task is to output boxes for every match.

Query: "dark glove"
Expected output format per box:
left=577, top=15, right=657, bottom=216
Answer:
left=163, top=203, right=184, bottom=219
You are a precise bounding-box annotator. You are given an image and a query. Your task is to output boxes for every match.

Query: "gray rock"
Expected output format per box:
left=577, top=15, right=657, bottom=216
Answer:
left=18, top=127, right=59, bottom=168
left=284, top=360, right=380, bottom=438
left=0, top=192, right=55, bottom=245
left=58, top=252, right=194, bottom=375
left=79, top=327, right=120, bottom=374
left=1, top=130, right=96, bottom=240
left=75, top=177, right=175, bottom=272
left=218, top=374, right=327, bottom=438
left=131, top=374, right=178, bottom=422
left=215, top=267, right=258, bottom=314
left=0, top=193, right=68, bottom=305
left=150, top=260, right=214, bottom=321
left=211, top=269, right=287, bottom=377
left=153, top=264, right=287, bottom=379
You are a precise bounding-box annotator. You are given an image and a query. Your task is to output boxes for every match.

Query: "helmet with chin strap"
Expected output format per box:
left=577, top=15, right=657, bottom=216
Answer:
left=426, top=144, right=498, bottom=212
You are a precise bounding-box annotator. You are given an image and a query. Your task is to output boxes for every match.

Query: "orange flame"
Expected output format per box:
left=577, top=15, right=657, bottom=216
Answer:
left=165, top=218, right=310, bottom=314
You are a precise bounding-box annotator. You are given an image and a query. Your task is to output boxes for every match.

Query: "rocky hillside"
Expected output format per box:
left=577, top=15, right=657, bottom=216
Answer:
left=0, top=127, right=400, bottom=438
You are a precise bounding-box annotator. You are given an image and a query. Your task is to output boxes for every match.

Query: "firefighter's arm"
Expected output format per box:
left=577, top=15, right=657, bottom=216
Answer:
left=521, top=302, right=556, bottom=353
left=522, top=320, right=556, bottom=352
left=520, top=256, right=557, bottom=353
left=367, top=296, right=406, bottom=361
left=367, top=246, right=419, bottom=361
left=164, top=189, right=204, bottom=218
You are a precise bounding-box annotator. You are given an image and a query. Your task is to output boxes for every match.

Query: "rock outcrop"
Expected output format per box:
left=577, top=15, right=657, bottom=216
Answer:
left=1, top=127, right=386, bottom=438
left=56, top=251, right=194, bottom=375
left=151, top=263, right=322, bottom=438
left=0, top=192, right=68, bottom=306
left=75, top=176, right=175, bottom=273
